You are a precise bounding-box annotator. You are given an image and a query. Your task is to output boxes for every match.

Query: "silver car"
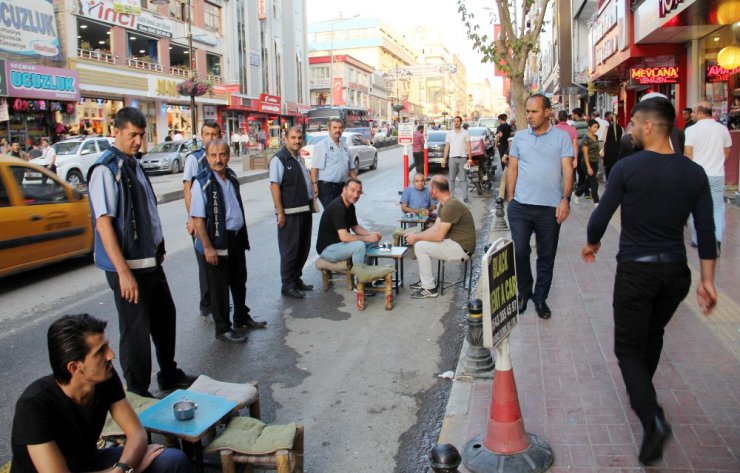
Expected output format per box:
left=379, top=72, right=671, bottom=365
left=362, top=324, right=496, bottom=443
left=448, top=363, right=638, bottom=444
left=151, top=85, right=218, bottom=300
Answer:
left=140, top=141, right=191, bottom=174
left=301, top=132, right=378, bottom=171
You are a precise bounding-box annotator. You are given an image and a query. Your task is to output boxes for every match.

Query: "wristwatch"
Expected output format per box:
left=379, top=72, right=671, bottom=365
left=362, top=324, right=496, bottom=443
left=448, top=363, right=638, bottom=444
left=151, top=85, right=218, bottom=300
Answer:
left=114, top=462, right=134, bottom=473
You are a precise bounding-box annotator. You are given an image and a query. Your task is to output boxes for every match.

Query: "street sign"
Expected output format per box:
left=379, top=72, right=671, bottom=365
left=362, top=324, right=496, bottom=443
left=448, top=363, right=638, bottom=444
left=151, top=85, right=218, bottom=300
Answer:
left=398, top=123, right=414, bottom=145
left=480, top=239, right=519, bottom=348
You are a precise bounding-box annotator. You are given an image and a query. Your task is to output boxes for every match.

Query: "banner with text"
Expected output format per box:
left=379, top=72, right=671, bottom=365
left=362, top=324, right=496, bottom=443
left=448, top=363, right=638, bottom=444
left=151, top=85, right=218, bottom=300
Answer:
left=481, top=239, right=519, bottom=348
left=0, top=0, right=61, bottom=59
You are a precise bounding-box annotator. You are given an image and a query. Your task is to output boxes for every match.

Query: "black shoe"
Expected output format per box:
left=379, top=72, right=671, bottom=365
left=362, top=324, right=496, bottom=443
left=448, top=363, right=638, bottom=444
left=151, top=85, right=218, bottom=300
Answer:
left=518, top=295, right=529, bottom=314
left=296, top=279, right=314, bottom=291
left=216, top=331, right=248, bottom=343
left=282, top=288, right=305, bottom=299
left=638, top=412, right=672, bottom=465
left=128, top=388, right=156, bottom=399
left=234, top=316, right=267, bottom=329
left=535, top=302, right=552, bottom=319
left=157, top=368, right=197, bottom=391
left=200, top=311, right=214, bottom=324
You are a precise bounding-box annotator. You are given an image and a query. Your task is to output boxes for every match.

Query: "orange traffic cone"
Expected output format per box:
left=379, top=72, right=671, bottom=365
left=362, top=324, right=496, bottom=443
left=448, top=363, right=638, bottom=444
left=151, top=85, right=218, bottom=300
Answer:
left=463, top=337, right=553, bottom=473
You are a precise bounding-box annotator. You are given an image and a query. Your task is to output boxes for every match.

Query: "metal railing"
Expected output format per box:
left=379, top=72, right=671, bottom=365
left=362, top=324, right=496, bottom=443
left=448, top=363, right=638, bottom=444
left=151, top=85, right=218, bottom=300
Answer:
left=127, top=58, right=164, bottom=73
left=207, top=74, right=223, bottom=84
left=77, top=48, right=115, bottom=64
left=170, top=67, right=191, bottom=78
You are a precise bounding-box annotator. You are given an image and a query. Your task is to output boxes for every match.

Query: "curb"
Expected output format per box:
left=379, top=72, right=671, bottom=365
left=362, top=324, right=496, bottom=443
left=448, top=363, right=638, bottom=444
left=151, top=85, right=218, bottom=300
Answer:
left=156, top=170, right=270, bottom=204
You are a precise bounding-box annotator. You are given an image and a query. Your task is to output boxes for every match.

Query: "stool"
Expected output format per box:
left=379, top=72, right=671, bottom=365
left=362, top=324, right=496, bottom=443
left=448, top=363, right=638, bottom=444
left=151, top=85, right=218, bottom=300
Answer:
left=437, top=254, right=474, bottom=297
left=188, top=374, right=260, bottom=419
left=205, top=417, right=304, bottom=473
left=392, top=226, right=422, bottom=247
left=315, top=258, right=354, bottom=291
left=351, top=263, right=394, bottom=311
left=100, top=391, right=159, bottom=445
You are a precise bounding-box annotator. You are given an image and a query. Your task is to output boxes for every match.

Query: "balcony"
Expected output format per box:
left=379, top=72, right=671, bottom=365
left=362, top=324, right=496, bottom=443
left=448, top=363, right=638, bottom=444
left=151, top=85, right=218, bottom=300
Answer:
left=127, top=58, right=164, bottom=73
left=207, top=74, right=223, bottom=84
left=77, top=48, right=115, bottom=64
left=170, top=66, right=191, bottom=78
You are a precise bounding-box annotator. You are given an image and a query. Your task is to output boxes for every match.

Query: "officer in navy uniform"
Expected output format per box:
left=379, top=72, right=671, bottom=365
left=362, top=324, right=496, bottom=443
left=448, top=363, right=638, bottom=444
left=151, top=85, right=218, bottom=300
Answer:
left=182, top=120, right=222, bottom=322
left=191, top=138, right=267, bottom=343
left=88, top=107, right=194, bottom=397
left=269, top=126, right=315, bottom=299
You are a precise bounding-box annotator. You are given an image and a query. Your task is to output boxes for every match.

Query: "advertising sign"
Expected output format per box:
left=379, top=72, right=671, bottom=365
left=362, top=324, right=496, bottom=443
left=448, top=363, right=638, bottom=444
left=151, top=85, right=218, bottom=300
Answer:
left=5, top=61, right=79, bottom=101
left=0, top=59, right=6, bottom=96
left=0, top=0, right=61, bottom=59
left=480, top=239, right=519, bottom=349
left=332, top=78, right=343, bottom=106
left=706, top=63, right=740, bottom=83
left=398, top=122, right=414, bottom=144
left=77, top=0, right=173, bottom=38
left=629, top=66, right=679, bottom=85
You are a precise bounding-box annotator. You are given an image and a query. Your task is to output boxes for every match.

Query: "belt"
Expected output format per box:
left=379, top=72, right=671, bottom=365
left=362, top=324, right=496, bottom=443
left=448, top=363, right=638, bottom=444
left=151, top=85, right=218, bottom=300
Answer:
left=226, top=229, right=240, bottom=237
left=284, top=205, right=311, bottom=215
left=623, top=253, right=685, bottom=263
left=317, top=180, right=344, bottom=185
left=451, top=156, right=466, bottom=159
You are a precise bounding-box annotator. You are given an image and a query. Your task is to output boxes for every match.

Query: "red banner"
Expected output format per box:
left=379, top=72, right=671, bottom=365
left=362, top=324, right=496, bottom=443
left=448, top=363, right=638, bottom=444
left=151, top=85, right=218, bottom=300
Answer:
left=332, top=78, right=344, bottom=106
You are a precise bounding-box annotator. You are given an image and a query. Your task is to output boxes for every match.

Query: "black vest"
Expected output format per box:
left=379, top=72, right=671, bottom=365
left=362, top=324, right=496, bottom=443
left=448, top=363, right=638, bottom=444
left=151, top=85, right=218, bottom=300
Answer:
left=273, top=146, right=311, bottom=212
left=194, top=167, right=249, bottom=255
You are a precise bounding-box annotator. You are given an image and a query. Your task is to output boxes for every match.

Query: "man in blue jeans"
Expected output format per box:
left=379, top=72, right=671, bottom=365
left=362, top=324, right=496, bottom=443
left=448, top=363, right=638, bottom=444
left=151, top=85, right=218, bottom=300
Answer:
left=506, top=94, right=574, bottom=319
left=316, top=178, right=381, bottom=266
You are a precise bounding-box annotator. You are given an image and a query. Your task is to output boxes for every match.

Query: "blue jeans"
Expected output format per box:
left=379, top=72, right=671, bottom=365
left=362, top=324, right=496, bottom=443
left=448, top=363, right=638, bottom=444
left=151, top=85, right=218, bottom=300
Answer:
left=690, top=175, right=724, bottom=244
left=92, top=446, right=192, bottom=473
left=320, top=240, right=367, bottom=266
left=507, top=200, right=561, bottom=303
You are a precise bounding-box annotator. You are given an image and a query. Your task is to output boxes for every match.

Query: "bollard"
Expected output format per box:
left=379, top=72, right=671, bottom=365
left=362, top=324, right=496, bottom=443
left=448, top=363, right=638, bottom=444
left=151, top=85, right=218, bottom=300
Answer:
left=403, top=144, right=410, bottom=188
left=424, top=140, right=429, bottom=178
left=430, top=443, right=461, bottom=473
left=492, top=198, right=509, bottom=231
left=461, top=299, right=495, bottom=378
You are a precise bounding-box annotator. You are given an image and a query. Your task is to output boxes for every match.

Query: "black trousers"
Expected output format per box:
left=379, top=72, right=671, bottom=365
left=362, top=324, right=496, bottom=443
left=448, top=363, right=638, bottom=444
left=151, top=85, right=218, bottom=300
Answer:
left=613, top=261, right=690, bottom=428
left=317, top=181, right=344, bottom=209
left=106, top=266, right=179, bottom=395
left=192, top=236, right=211, bottom=315
left=574, top=160, right=600, bottom=203
left=575, top=159, right=590, bottom=196
left=278, top=212, right=312, bottom=291
left=204, top=230, right=250, bottom=335
left=410, top=151, right=424, bottom=174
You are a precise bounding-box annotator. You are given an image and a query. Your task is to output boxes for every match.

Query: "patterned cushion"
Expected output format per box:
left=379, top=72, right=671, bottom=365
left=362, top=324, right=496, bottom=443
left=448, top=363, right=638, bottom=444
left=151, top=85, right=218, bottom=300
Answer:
left=392, top=226, right=422, bottom=238
left=350, top=263, right=394, bottom=283
left=204, top=416, right=296, bottom=455
left=316, top=258, right=351, bottom=272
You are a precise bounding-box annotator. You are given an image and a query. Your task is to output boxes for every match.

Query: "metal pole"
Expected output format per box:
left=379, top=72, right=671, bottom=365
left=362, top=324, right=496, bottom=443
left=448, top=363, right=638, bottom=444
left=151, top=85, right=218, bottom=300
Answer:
left=329, top=22, right=335, bottom=106
left=186, top=0, right=197, bottom=144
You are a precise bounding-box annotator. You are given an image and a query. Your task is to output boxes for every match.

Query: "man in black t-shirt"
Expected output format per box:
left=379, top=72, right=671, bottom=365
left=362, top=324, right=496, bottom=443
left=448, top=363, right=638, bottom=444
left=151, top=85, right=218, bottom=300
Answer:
left=316, top=177, right=381, bottom=266
left=494, top=113, right=512, bottom=158
left=11, top=314, right=191, bottom=473
left=582, top=98, right=717, bottom=467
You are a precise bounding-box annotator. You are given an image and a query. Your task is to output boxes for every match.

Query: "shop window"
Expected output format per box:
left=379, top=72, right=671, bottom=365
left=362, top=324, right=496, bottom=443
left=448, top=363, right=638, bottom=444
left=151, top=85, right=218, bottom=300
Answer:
left=128, top=32, right=159, bottom=63
left=77, top=18, right=112, bottom=56
left=204, top=2, right=221, bottom=33
left=206, top=53, right=222, bottom=79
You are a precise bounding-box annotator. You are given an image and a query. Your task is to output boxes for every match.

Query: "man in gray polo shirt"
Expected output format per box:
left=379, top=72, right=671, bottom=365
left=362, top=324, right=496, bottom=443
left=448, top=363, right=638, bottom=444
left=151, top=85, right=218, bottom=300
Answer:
left=442, top=116, right=473, bottom=203
left=310, top=118, right=357, bottom=209
left=506, top=94, right=574, bottom=320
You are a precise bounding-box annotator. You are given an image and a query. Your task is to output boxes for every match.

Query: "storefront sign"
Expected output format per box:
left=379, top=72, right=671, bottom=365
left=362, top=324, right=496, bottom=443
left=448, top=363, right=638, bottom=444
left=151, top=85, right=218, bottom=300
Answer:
left=591, top=0, right=617, bottom=42
left=0, top=0, right=61, bottom=58
left=113, top=0, right=141, bottom=15
left=192, top=25, right=218, bottom=46
left=154, top=78, right=178, bottom=97
left=203, top=105, right=217, bottom=120
left=658, top=0, right=684, bottom=18
left=706, top=64, right=740, bottom=82
left=0, top=59, right=6, bottom=96
left=5, top=61, right=79, bottom=100
left=309, top=78, right=330, bottom=88
left=77, top=0, right=173, bottom=38
left=285, top=102, right=311, bottom=115
left=259, top=93, right=280, bottom=105
left=249, top=50, right=261, bottom=66
left=257, top=101, right=279, bottom=113
left=257, top=0, right=266, bottom=20
left=629, top=66, right=679, bottom=85
left=594, top=30, right=619, bottom=66
left=480, top=240, right=519, bottom=349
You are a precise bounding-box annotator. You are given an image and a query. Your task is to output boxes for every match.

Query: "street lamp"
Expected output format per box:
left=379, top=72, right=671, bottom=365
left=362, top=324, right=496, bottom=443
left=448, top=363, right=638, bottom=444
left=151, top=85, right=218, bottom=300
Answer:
left=328, top=14, right=359, bottom=106
left=151, top=0, right=197, bottom=145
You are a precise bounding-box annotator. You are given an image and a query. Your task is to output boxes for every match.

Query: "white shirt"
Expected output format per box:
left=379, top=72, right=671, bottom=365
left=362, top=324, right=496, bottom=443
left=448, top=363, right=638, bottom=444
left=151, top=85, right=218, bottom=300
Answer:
left=231, top=133, right=240, bottom=143
left=445, top=128, right=470, bottom=157
left=685, top=118, right=732, bottom=176
left=41, top=146, right=56, bottom=165
left=595, top=117, right=609, bottom=142
left=173, top=132, right=184, bottom=141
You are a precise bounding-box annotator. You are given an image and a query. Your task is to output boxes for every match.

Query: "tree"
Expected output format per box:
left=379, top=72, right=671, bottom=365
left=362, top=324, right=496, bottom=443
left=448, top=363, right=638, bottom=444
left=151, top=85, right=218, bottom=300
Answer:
left=457, top=0, right=551, bottom=129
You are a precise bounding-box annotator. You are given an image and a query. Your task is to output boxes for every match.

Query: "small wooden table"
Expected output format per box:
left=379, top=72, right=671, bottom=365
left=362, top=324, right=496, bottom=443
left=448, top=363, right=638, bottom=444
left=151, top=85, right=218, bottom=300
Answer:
left=138, top=389, right=237, bottom=473
left=399, top=214, right=429, bottom=229
left=367, top=246, right=408, bottom=294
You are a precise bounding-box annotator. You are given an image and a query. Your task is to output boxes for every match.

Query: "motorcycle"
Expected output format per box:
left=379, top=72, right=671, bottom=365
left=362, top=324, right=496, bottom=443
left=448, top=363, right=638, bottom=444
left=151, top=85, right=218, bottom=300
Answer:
left=465, top=155, right=496, bottom=195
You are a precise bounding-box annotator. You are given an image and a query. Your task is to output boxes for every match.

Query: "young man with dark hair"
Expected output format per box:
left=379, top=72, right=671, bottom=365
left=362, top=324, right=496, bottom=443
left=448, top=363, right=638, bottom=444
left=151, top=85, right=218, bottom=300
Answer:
left=582, top=97, right=717, bottom=465
left=191, top=139, right=266, bottom=343
left=442, top=116, right=473, bottom=203
left=11, top=314, right=191, bottom=473
left=682, top=107, right=695, bottom=129
left=494, top=114, right=512, bottom=159
left=88, top=107, right=194, bottom=397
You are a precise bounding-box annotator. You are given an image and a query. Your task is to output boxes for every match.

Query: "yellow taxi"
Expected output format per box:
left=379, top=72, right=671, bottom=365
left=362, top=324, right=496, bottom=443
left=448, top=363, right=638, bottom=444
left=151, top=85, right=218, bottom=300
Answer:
left=0, top=155, right=93, bottom=278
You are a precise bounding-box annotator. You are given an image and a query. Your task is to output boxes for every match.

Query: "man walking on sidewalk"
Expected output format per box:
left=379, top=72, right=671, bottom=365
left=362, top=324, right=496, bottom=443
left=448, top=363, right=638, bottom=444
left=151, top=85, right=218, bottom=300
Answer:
left=582, top=97, right=717, bottom=465
left=506, top=94, right=574, bottom=319
left=685, top=100, right=732, bottom=254
left=442, top=116, right=473, bottom=204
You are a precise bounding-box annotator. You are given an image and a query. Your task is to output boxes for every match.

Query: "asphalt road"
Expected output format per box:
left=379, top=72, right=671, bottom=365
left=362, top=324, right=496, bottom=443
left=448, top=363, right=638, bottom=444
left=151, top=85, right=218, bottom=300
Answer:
left=0, top=146, right=494, bottom=472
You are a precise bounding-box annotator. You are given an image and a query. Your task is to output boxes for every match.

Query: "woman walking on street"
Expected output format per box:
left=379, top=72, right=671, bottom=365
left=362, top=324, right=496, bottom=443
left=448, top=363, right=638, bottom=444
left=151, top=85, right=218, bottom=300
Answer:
left=603, top=114, right=623, bottom=180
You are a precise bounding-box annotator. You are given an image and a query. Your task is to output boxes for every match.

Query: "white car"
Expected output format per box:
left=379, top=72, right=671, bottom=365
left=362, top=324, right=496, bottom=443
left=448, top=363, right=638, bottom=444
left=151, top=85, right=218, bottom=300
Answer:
left=30, top=136, right=114, bottom=185
left=301, top=132, right=378, bottom=171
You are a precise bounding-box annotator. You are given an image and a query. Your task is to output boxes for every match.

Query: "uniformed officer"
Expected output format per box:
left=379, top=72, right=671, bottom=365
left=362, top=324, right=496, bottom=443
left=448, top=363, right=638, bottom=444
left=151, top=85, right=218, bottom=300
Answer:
left=309, top=118, right=356, bottom=209
left=269, top=126, right=315, bottom=299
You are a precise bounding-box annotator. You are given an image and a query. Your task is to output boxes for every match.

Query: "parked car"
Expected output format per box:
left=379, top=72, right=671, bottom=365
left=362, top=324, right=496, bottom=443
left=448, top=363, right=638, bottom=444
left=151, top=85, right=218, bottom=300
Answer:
left=29, top=136, right=113, bottom=185
left=140, top=140, right=192, bottom=174
left=300, top=132, right=378, bottom=171
left=467, top=126, right=495, bottom=159
left=0, top=156, right=93, bottom=278
left=477, top=117, right=499, bottom=133
left=426, top=130, right=448, bottom=169
left=372, top=129, right=396, bottom=147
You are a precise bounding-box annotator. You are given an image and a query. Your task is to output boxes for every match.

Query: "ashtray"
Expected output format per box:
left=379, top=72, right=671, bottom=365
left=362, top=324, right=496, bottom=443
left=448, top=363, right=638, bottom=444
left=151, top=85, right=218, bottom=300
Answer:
left=173, top=400, right=198, bottom=420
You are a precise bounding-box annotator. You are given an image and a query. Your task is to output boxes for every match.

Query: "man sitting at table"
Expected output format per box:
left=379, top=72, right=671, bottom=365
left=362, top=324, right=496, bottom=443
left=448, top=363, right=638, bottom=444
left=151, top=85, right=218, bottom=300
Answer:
left=10, top=313, right=191, bottom=473
left=400, top=173, right=436, bottom=216
left=316, top=177, right=382, bottom=267
left=406, top=175, right=476, bottom=299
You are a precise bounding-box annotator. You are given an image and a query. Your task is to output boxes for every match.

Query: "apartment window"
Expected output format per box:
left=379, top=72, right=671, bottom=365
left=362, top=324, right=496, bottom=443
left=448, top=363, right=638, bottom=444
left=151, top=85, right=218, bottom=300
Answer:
left=316, top=32, right=331, bottom=42
left=311, top=66, right=329, bottom=79
left=168, top=0, right=185, bottom=20
left=204, top=2, right=221, bottom=33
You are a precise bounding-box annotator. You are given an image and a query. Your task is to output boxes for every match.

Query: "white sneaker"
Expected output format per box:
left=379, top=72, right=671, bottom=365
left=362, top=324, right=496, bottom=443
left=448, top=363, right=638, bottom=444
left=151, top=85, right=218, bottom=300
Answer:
left=574, top=196, right=580, bottom=204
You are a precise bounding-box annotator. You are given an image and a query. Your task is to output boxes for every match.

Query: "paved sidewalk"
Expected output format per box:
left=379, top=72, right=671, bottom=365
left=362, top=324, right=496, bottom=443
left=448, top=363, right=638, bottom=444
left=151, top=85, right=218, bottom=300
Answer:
left=439, top=196, right=740, bottom=472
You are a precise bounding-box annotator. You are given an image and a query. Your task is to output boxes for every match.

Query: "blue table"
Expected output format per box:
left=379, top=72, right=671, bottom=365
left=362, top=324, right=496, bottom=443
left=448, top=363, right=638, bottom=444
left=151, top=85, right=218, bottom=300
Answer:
left=366, top=246, right=408, bottom=294
left=139, top=389, right=237, bottom=473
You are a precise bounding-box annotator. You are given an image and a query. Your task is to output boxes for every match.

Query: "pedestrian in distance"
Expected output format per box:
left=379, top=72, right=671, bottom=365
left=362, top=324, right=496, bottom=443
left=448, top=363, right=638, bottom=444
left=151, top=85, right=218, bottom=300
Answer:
left=554, top=110, right=579, bottom=178
left=405, top=175, right=476, bottom=299
left=10, top=314, right=192, bottom=473
left=87, top=107, right=195, bottom=397
left=191, top=138, right=267, bottom=343
left=682, top=107, right=695, bottom=129
left=310, top=118, right=357, bottom=209
left=269, top=126, right=316, bottom=299
left=506, top=93, right=574, bottom=320
left=685, top=100, right=732, bottom=255
left=231, top=129, right=241, bottom=156
left=571, top=107, right=590, bottom=199
left=315, top=177, right=381, bottom=267
left=182, top=120, right=223, bottom=323
left=410, top=124, right=425, bottom=179
left=441, top=116, right=473, bottom=204
left=602, top=112, right=623, bottom=180
left=494, top=114, right=512, bottom=160
left=582, top=96, right=717, bottom=465
left=40, top=138, right=57, bottom=185
left=574, top=119, right=601, bottom=205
